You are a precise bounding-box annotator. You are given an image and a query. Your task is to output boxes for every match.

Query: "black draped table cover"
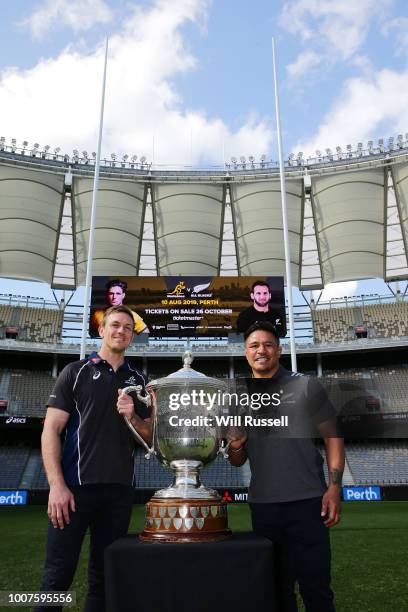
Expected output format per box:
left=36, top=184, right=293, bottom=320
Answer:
left=105, top=532, right=276, bottom=612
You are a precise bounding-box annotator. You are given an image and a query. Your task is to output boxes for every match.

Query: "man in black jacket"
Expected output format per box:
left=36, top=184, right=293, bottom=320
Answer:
left=229, top=321, right=344, bottom=612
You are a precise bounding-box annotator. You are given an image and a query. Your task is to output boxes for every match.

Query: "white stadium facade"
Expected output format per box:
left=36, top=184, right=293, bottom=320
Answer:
left=1, top=136, right=408, bottom=503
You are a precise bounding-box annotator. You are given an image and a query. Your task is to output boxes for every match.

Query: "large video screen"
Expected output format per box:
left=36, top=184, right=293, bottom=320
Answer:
left=89, top=276, right=286, bottom=338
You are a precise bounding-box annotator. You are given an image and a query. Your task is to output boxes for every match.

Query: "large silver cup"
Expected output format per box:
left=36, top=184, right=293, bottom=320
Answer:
left=123, top=351, right=230, bottom=500
left=123, top=351, right=232, bottom=542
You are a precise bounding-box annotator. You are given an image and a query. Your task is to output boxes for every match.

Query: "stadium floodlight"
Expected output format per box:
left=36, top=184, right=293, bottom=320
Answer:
left=140, top=155, right=147, bottom=164
left=260, top=154, right=266, bottom=161
left=11, top=138, right=17, bottom=152
left=122, top=154, right=129, bottom=161
left=53, top=147, right=61, bottom=159
left=346, top=144, right=352, bottom=158
left=41, top=144, right=50, bottom=159
left=111, top=153, right=117, bottom=160
left=296, top=151, right=304, bottom=163
left=315, top=149, right=322, bottom=159
left=357, top=142, right=363, bottom=157
left=388, top=136, right=394, bottom=150
left=22, top=141, right=28, bottom=149
left=367, top=140, right=374, bottom=153
left=397, top=134, right=403, bottom=148
left=248, top=155, right=255, bottom=167
left=0, top=136, right=5, bottom=150
left=335, top=146, right=342, bottom=159
left=288, top=152, right=295, bottom=166
left=231, top=156, right=237, bottom=164
left=325, top=148, right=332, bottom=157
left=378, top=138, right=384, bottom=152
left=131, top=155, right=137, bottom=162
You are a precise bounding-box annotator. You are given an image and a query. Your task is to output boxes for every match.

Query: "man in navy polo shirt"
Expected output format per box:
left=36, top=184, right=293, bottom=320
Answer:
left=228, top=321, right=344, bottom=612
left=35, top=305, right=151, bottom=612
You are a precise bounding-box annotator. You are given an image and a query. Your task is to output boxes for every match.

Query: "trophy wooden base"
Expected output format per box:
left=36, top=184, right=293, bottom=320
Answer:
left=139, top=498, right=231, bottom=543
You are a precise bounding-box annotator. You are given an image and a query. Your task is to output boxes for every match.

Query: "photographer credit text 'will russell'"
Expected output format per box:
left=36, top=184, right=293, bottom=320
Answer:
left=167, top=390, right=288, bottom=428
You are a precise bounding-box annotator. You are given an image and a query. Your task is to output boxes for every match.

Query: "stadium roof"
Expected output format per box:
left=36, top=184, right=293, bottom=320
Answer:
left=1, top=141, right=408, bottom=290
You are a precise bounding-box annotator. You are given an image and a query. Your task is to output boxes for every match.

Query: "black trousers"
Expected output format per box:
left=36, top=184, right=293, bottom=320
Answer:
left=250, top=497, right=335, bottom=612
left=34, top=484, right=133, bottom=612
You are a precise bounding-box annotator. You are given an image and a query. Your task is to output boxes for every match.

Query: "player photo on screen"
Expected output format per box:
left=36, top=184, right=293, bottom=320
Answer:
left=89, top=278, right=149, bottom=337
left=89, top=276, right=286, bottom=338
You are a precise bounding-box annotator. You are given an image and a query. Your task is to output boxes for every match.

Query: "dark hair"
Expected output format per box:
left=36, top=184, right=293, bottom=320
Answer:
left=244, top=321, right=280, bottom=344
left=106, top=279, right=127, bottom=292
left=250, top=280, right=271, bottom=293
left=101, top=305, right=134, bottom=329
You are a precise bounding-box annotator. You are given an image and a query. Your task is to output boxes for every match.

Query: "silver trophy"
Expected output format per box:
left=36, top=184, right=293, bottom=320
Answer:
left=123, top=351, right=231, bottom=542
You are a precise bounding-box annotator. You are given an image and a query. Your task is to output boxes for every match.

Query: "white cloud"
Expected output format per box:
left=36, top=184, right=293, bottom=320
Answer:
left=382, top=16, right=408, bottom=56
left=21, top=0, right=113, bottom=39
left=287, top=51, right=321, bottom=79
left=293, top=67, right=408, bottom=155
left=280, top=0, right=394, bottom=74
left=1, top=0, right=272, bottom=166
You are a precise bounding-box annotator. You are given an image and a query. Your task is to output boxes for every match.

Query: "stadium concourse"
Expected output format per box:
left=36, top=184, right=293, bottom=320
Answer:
left=1, top=137, right=408, bottom=504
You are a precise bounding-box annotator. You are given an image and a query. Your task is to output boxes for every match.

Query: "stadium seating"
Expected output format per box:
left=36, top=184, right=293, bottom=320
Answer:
left=0, top=304, right=64, bottom=343
left=345, top=442, right=408, bottom=485
left=3, top=442, right=408, bottom=489
left=0, top=368, right=54, bottom=417
left=0, top=446, right=30, bottom=488
left=323, top=366, right=408, bottom=413
left=312, top=301, right=408, bottom=343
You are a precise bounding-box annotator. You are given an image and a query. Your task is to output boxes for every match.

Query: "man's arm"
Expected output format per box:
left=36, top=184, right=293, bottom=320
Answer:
left=321, top=437, right=345, bottom=528
left=42, top=407, right=75, bottom=530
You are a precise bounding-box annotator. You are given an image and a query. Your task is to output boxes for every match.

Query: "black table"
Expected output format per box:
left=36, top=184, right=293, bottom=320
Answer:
left=105, top=532, right=276, bottom=612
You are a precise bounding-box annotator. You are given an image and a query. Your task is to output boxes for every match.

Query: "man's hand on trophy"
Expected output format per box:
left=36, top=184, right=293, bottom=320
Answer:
left=117, top=388, right=136, bottom=420
left=227, top=427, right=247, bottom=450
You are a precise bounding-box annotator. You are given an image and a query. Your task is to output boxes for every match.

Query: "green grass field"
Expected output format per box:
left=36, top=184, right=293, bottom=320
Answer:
left=1, top=502, right=407, bottom=612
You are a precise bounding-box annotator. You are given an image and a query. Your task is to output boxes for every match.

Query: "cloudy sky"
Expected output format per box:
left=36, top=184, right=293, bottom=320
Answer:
left=1, top=0, right=408, bottom=300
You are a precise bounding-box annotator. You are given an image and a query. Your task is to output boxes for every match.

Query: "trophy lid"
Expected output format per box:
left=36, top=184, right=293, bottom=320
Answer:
left=146, top=350, right=226, bottom=390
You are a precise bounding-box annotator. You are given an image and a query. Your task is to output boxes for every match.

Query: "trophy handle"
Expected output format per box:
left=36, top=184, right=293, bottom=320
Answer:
left=218, top=439, right=231, bottom=459
left=121, top=385, right=156, bottom=459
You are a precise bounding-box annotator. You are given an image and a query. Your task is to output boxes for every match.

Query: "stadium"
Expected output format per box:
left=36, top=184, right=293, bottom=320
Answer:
left=1, top=136, right=408, bottom=611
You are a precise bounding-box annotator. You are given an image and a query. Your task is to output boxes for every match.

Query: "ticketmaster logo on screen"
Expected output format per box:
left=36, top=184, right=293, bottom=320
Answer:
left=0, top=490, right=28, bottom=505
left=343, top=486, right=381, bottom=501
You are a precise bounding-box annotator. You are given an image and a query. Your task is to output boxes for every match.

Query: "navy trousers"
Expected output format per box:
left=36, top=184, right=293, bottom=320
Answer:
left=250, top=496, right=335, bottom=612
left=34, top=484, right=133, bottom=612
